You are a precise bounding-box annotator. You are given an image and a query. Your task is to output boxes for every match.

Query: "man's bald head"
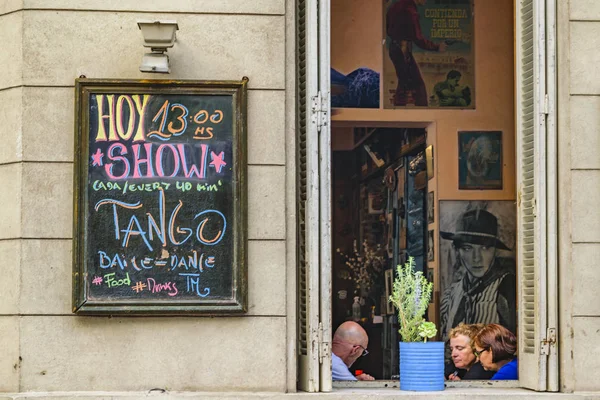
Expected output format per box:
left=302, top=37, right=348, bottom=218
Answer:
left=334, top=321, right=368, bottom=343
left=332, top=321, right=369, bottom=367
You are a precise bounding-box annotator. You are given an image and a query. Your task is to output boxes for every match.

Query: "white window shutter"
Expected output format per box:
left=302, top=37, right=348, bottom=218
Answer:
left=297, top=0, right=332, bottom=392
left=516, top=0, right=558, bottom=391
left=297, top=0, right=320, bottom=391
left=318, top=0, right=332, bottom=392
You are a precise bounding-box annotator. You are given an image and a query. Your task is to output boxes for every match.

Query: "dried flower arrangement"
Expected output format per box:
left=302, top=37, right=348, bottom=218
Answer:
left=336, top=240, right=385, bottom=296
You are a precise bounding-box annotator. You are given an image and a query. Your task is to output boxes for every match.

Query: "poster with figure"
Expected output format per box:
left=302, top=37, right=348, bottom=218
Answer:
left=438, top=201, right=516, bottom=343
left=427, top=230, right=434, bottom=261
left=383, top=0, right=474, bottom=108
left=458, top=131, right=503, bottom=189
left=427, top=191, right=434, bottom=224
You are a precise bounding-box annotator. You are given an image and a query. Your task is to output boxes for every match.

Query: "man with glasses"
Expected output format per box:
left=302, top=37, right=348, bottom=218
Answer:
left=331, top=321, right=375, bottom=381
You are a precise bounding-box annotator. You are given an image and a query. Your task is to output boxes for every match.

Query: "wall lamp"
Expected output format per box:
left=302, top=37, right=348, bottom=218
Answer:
left=137, top=20, right=179, bottom=74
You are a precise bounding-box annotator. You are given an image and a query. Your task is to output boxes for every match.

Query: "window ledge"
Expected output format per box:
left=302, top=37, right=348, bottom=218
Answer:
left=0, top=390, right=597, bottom=399
left=327, top=386, right=595, bottom=398
left=333, top=379, right=518, bottom=389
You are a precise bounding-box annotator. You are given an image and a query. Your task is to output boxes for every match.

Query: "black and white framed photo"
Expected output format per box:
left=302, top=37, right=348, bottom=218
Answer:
left=427, top=191, right=434, bottom=224
left=438, top=201, right=516, bottom=341
left=427, top=230, right=435, bottom=261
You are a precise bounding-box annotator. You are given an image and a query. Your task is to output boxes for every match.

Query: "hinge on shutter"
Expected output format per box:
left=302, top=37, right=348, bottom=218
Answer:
left=317, top=322, right=331, bottom=364
left=311, top=91, right=328, bottom=133
left=543, top=94, right=549, bottom=115
left=540, top=328, right=557, bottom=355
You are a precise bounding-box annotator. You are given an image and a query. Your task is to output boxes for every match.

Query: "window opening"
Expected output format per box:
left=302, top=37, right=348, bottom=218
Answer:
left=332, top=127, right=428, bottom=379
left=328, top=0, right=524, bottom=388
left=296, top=0, right=559, bottom=391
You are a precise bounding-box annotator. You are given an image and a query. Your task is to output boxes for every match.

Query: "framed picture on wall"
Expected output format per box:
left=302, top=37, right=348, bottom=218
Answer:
left=382, top=0, right=475, bottom=109
left=427, top=191, right=434, bottom=224
left=426, top=145, right=434, bottom=180
left=458, top=131, right=503, bottom=190
left=438, top=201, right=516, bottom=341
left=427, top=230, right=435, bottom=261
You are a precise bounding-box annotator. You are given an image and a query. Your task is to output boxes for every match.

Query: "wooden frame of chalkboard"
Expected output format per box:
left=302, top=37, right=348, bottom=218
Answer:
left=72, top=78, right=248, bottom=315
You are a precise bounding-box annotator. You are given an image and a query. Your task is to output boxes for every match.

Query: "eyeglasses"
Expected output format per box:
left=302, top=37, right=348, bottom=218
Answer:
left=473, top=348, right=489, bottom=357
left=356, top=344, right=369, bottom=357
left=333, top=340, right=369, bottom=357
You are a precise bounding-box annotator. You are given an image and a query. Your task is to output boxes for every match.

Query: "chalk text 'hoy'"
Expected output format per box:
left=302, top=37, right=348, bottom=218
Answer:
left=94, top=94, right=150, bottom=143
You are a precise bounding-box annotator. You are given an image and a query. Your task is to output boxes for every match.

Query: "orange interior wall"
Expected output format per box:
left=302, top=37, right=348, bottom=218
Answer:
left=331, top=0, right=515, bottom=202
left=331, top=0, right=516, bottom=325
left=331, top=0, right=383, bottom=75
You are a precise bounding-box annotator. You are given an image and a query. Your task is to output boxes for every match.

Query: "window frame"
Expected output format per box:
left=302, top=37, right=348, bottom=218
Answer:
left=296, top=0, right=559, bottom=392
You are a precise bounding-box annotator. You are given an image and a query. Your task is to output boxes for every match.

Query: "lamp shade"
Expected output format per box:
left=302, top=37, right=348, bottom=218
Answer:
left=137, top=20, right=178, bottom=49
left=139, top=53, right=170, bottom=74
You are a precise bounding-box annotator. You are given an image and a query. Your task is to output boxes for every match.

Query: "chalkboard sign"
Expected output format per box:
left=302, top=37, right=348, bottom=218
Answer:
left=73, top=78, right=248, bottom=315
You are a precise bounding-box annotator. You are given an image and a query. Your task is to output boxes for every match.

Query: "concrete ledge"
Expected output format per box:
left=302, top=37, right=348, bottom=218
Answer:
left=21, top=0, right=285, bottom=15
left=1, top=389, right=600, bottom=399
left=18, top=317, right=286, bottom=392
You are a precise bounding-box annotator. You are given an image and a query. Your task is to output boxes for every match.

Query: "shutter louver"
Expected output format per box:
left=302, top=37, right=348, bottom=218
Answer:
left=519, top=0, right=537, bottom=354
left=297, top=0, right=309, bottom=358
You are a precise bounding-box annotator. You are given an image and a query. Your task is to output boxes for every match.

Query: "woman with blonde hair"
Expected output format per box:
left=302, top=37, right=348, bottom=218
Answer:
left=473, top=323, right=518, bottom=380
left=446, top=323, right=494, bottom=380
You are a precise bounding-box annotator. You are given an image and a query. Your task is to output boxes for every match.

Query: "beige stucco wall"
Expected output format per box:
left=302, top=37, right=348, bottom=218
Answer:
left=2, top=0, right=600, bottom=397
left=558, top=0, right=600, bottom=391
left=0, top=1, right=295, bottom=393
left=558, top=0, right=600, bottom=393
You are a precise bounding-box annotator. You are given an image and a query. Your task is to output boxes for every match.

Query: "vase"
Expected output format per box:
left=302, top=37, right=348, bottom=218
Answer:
left=399, top=341, right=444, bottom=391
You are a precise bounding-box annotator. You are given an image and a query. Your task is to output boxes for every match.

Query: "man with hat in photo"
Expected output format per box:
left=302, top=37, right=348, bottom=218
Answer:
left=439, top=208, right=516, bottom=342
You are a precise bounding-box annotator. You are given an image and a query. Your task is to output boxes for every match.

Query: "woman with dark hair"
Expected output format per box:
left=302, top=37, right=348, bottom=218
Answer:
left=473, top=324, right=518, bottom=380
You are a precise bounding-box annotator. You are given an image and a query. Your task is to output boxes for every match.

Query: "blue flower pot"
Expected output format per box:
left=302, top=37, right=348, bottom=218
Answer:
left=399, top=341, right=445, bottom=391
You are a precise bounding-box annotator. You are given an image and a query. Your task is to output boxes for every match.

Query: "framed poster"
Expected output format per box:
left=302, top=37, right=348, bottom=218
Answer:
left=427, top=230, right=435, bottom=261
left=72, top=78, right=248, bottom=315
left=438, top=201, right=516, bottom=341
left=383, top=0, right=474, bottom=109
left=458, top=131, right=503, bottom=189
left=426, top=145, right=434, bottom=180
left=427, top=191, right=434, bottom=224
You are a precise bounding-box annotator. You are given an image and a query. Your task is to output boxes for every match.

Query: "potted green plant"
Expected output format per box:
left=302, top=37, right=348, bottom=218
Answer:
left=389, top=257, right=444, bottom=391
